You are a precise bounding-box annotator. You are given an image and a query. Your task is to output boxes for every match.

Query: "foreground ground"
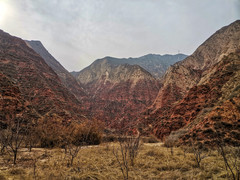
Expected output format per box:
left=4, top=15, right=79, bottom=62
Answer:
left=0, top=142, right=234, bottom=179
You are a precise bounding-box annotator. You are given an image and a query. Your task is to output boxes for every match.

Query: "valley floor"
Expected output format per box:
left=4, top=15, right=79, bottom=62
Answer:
left=0, top=142, right=235, bottom=179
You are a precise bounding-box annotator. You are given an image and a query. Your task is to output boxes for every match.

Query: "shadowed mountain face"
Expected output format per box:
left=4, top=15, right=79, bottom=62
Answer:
left=0, top=30, right=86, bottom=124
left=74, top=59, right=161, bottom=130
left=72, top=53, right=187, bottom=80
left=25, top=40, right=87, bottom=101
left=141, top=20, right=240, bottom=145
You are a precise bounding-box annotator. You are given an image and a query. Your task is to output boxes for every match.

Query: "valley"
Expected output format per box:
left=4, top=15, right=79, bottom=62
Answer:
left=0, top=5, right=239, bottom=179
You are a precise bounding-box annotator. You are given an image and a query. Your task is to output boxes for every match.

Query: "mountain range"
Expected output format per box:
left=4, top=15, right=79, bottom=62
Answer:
left=0, top=20, right=239, bottom=145
left=71, top=53, right=187, bottom=79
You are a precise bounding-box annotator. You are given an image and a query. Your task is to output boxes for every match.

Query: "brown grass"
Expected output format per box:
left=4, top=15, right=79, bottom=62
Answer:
left=0, top=142, right=232, bottom=179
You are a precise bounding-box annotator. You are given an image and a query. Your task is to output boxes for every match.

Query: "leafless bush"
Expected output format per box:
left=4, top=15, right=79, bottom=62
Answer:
left=0, top=117, right=25, bottom=164
left=67, top=144, right=81, bottom=166
left=217, top=143, right=240, bottom=180
left=191, top=142, right=206, bottom=168
left=126, top=135, right=141, bottom=166
left=112, top=135, right=141, bottom=180
left=112, top=142, right=130, bottom=180
left=214, top=130, right=240, bottom=179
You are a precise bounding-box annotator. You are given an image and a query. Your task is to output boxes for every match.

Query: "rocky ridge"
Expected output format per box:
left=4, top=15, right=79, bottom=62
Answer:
left=25, top=40, right=87, bottom=101
left=142, top=20, right=240, bottom=145
left=72, top=53, right=187, bottom=81
left=0, top=30, right=86, bottom=124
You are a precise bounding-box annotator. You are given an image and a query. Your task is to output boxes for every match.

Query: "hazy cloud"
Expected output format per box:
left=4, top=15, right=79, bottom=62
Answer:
left=0, top=0, right=239, bottom=71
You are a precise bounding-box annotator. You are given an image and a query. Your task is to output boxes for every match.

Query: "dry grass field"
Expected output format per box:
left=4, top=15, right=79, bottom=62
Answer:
left=0, top=141, right=237, bottom=180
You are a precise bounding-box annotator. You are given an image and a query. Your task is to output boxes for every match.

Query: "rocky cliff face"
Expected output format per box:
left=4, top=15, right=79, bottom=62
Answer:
left=151, top=20, right=240, bottom=111
left=25, top=40, right=87, bottom=101
left=72, top=54, right=187, bottom=80
left=142, top=20, right=240, bottom=145
left=0, top=30, right=86, bottom=124
left=178, top=52, right=240, bottom=145
left=75, top=59, right=160, bottom=130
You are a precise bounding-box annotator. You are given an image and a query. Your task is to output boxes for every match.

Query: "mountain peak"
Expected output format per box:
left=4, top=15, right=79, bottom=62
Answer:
left=26, top=40, right=87, bottom=100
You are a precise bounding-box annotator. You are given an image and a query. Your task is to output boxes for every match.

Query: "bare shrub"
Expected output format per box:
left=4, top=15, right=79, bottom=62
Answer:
left=126, top=135, right=141, bottom=166
left=67, top=144, right=81, bottom=166
left=0, top=117, right=26, bottom=164
left=164, top=129, right=187, bottom=156
left=217, top=143, right=240, bottom=180
left=112, top=142, right=130, bottom=180
left=191, top=142, right=206, bottom=168
left=112, top=135, right=141, bottom=180
left=214, top=130, right=240, bottom=179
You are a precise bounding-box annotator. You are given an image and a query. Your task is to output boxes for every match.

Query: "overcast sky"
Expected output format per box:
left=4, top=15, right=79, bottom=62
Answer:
left=0, top=0, right=239, bottom=71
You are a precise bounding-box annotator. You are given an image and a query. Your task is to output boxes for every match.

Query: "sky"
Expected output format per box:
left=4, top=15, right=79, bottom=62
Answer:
left=0, top=0, right=239, bottom=71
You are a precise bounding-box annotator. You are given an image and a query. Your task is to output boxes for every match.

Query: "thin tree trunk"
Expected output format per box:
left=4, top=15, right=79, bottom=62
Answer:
left=13, top=151, right=17, bottom=165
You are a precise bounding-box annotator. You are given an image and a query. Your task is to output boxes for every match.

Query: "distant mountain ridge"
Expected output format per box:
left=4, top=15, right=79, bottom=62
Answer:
left=72, top=53, right=187, bottom=81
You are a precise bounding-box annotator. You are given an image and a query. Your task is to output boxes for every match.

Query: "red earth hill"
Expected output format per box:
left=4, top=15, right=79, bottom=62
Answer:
left=141, top=20, right=240, bottom=145
left=0, top=30, right=87, bottom=124
left=74, top=58, right=161, bottom=131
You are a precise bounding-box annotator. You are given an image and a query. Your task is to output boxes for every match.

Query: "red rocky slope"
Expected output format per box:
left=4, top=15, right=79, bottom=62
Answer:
left=0, top=73, right=37, bottom=127
left=141, top=20, right=240, bottom=142
left=177, top=52, right=240, bottom=145
left=75, top=59, right=161, bottom=131
left=0, top=30, right=86, bottom=123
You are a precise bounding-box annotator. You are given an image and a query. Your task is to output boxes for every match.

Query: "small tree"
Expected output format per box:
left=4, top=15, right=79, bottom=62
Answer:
left=190, top=141, right=206, bottom=168
left=112, top=141, right=130, bottom=180
left=217, top=141, right=240, bottom=180
left=126, top=135, right=141, bottom=166
left=0, top=117, right=26, bottom=164
left=112, top=134, right=141, bottom=180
